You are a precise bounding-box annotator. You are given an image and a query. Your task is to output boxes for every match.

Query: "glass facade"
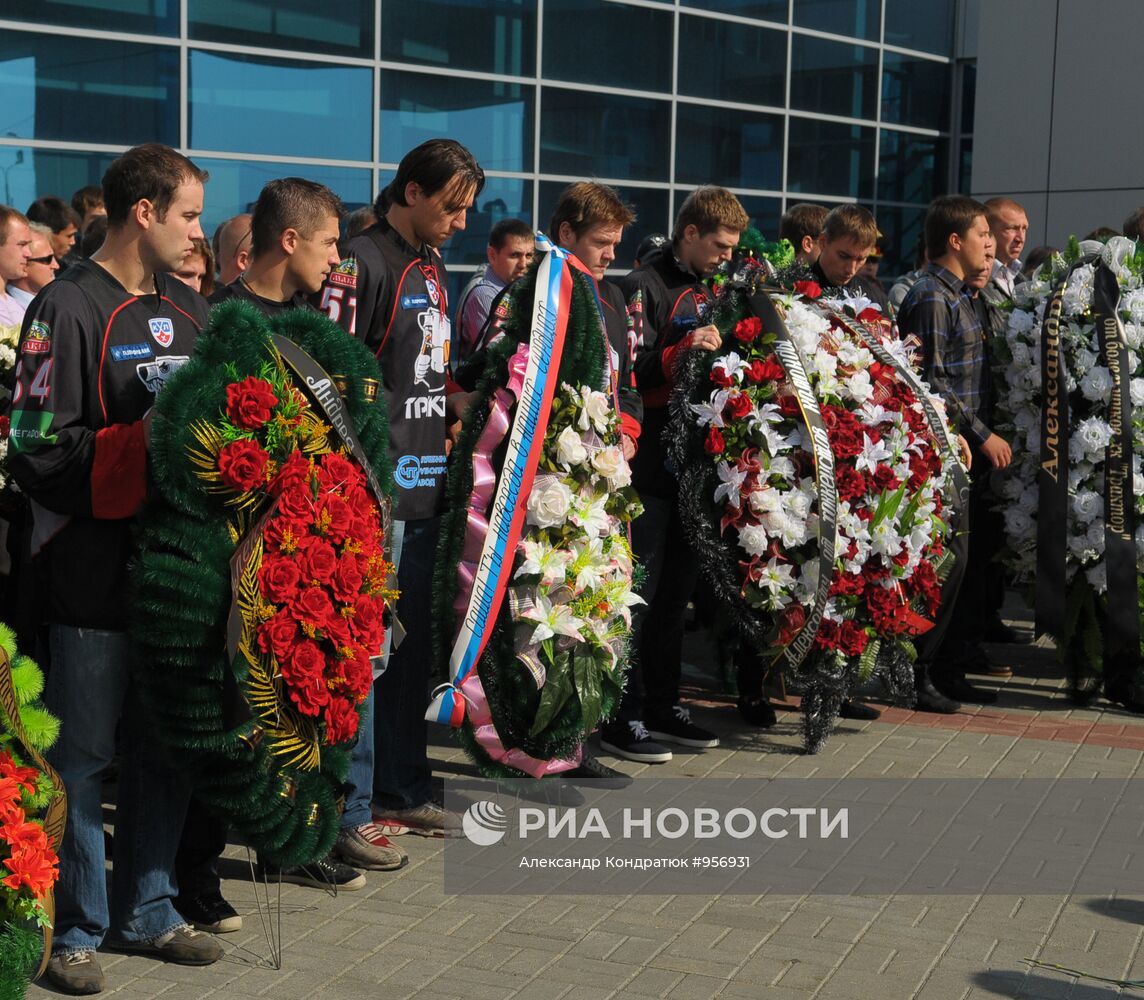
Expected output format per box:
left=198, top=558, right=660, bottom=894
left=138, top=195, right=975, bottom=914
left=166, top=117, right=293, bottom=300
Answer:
left=0, top=1, right=962, bottom=279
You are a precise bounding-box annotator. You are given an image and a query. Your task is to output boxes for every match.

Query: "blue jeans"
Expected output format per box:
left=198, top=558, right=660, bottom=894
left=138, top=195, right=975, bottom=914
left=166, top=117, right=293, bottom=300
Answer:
left=44, top=626, right=190, bottom=953
left=342, top=516, right=437, bottom=825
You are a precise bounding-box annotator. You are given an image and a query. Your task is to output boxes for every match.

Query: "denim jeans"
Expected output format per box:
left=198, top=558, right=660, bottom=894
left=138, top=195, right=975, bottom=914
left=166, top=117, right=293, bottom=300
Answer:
left=342, top=516, right=437, bottom=825
left=44, top=625, right=190, bottom=953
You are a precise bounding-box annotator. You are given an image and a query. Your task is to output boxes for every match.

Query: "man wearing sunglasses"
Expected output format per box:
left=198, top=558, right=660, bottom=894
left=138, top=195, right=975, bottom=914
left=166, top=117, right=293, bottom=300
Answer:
left=6, top=222, right=59, bottom=311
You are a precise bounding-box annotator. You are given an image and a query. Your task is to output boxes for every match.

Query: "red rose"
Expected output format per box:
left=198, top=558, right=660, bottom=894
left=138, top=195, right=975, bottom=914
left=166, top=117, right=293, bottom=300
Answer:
left=331, top=554, right=364, bottom=602
left=710, top=366, right=733, bottom=388
left=271, top=450, right=312, bottom=497
left=704, top=426, right=725, bottom=455
left=344, top=481, right=375, bottom=518
left=777, top=604, right=807, bottom=645
left=259, top=554, right=302, bottom=604
left=732, top=316, right=762, bottom=344
left=836, top=465, right=867, bottom=501
left=290, top=586, right=336, bottom=630
left=218, top=439, right=270, bottom=492
left=226, top=376, right=278, bottom=429
left=278, top=480, right=315, bottom=521
left=319, top=494, right=354, bottom=544
left=257, top=608, right=298, bottom=660
left=348, top=594, right=385, bottom=650
left=723, top=392, right=753, bottom=421
left=793, top=280, right=822, bottom=299
left=324, top=695, right=359, bottom=745
left=317, top=451, right=362, bottom=492
left=280, top=640, right=329, bottom=716
left=839, top=620, right=870, bottom=656
left=778, top=394, right=801, bottom=417
left=300, top=538, right=338, bottom=585
left=0, top=414, right=9, bottom=437
left=872, top=465, right=901, bottom=491
left=325, top=607, right=353, bottom=649
left=341, top=647, right=374, bottom=698
left=815, top=619, right=842, bottom=651
left=264, top=516, right=309, bottom=554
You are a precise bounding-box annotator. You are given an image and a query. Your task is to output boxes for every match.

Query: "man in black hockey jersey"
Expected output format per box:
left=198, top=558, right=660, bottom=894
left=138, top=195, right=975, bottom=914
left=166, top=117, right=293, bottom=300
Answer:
left=318, top=139, right=484, bottom=838
left=10, top=144, right=222, bottom=995
left=600, top=186, right=748, bottom=764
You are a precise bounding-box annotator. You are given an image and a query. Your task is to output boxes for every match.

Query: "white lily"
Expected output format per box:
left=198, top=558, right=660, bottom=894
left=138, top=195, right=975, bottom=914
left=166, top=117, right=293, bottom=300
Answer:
left=520, top=594, right=586, bottom=644
left=689, top=388, right=730, bottom=428
left=714, top=461, right=749, bottom=509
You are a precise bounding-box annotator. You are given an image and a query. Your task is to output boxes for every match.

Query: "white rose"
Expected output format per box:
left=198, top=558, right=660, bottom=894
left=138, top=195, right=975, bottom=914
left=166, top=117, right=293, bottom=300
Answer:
left=738, top=523, right=769, bottom=557
left=591, top=445, right=630, bottom=488
left=578, top=388, right=612, bottom=433
left=1080, top=366, right=1113, bottom=401
left=845, top=369, right=874, bottom=404
left=1007, top=309, right=1037, bottom=335
left=1004, top=508, right=1035, bottom=540
left=555, top=426, right=588, bottom=467
left=1085, top=562, right=1108, bottom=593
left=1072, top=490, right=1102, bottom=523
left=527, top=480, right=574, bottom=529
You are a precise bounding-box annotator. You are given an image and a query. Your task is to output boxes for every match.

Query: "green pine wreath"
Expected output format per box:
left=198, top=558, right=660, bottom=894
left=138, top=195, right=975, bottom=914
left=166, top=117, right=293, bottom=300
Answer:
left=131, top=300, right=391, bottom=867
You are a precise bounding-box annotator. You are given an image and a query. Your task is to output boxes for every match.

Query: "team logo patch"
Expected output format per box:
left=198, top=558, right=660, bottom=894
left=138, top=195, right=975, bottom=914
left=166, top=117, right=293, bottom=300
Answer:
left=110, top=342, right=154, bottom=363
left=401, top=294, right=429, bottom=310
left=137, top=355, right=189, bottom=394
left=148, top=317, right=175, bottom=348
left=22, top=321, right=51, bottom=355
left=394, top=455, right=421, bottom=490
left=328, top=257, right=357, bottom=289
left=425, top=278, right=439, bottom=306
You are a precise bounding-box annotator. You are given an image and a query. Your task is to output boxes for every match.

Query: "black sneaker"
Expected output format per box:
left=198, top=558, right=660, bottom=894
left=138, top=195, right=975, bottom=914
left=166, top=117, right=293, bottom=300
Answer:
left=176, top=891, right=242, bottom=933
left=600, top=721, right=673, bottom=763
left=645, top=705, right=719, bottom=749
left=258, top=853, right=366, bottom=891
left=562, top=753, right=633, bottom=788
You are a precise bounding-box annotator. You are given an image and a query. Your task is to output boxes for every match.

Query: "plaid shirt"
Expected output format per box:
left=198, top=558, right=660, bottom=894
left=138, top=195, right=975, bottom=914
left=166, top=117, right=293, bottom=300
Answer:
left=897, top=262, right=992, bottom=445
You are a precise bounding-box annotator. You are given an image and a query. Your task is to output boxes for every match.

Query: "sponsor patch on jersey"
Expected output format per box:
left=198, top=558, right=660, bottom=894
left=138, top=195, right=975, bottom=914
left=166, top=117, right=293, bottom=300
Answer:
left=148, top=317, right=175, bottom=348
left=110, top=342, right=154, bottom=363
left=21, top=320, right=51, bottom=354
left=401, top=294, right=430, bottom=310
left=328, top=257, right=357, bottom=289
left=394, top=455, right=422, bottom=490
left=425, top=278, right=440, bottom=306
left=137, top=355, right=189, bottom=394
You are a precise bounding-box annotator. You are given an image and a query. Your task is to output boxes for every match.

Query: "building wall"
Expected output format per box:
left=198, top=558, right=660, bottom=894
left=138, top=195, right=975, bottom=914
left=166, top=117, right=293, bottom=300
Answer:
left=973, top=0, right=1144, bottom=251
left=1, top=1, right=962, bottom=284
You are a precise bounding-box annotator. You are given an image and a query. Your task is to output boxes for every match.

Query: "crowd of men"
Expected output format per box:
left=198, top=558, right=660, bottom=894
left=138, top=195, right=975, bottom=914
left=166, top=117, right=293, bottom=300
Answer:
left=0, top=138, right=1135, bottom=995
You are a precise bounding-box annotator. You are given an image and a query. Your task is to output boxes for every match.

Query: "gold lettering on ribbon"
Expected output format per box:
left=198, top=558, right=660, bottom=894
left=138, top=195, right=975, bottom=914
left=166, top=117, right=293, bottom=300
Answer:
left=1041, top=292, right=1064, bottom=482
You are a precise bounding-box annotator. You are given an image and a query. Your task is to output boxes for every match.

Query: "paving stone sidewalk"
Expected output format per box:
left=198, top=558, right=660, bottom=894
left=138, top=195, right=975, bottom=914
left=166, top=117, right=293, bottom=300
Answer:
left=29, top=614, right=1144, bottom=999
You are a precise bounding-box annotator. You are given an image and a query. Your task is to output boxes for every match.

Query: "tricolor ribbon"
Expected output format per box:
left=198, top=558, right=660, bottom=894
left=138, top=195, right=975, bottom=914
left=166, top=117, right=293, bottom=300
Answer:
left=427, top=234, right=584, bottom=728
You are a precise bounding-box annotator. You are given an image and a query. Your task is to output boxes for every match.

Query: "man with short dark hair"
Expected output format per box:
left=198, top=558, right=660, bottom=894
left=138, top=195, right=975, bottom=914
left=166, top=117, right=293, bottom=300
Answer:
left=599, top=186, right=748, bottom=764
left=805, top=204, right=889, bottom=311
left=899, top=194, right=1004, bottom=710
left=1123, top=206, right=1144, bottom=241
left=319, top=138, right=484, bottom=839
left=27, top=195, right=81, bottom=261
left=71, top=185, right=106, bottom=233
left=453, top=217, right=534, bottom=365
left=779, top=202, right=829, bottom=265
left=0, top=206, right=33, bottom=326
left=211, top=212, right=252, bottom=287
left=210, top=178, right=343, bottom=313
left=10, top=142, right=222, bottom=995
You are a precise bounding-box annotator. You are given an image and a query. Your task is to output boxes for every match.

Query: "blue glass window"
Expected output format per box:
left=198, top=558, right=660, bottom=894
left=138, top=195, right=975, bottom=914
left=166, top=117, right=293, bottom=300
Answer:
left=0, top=33, right=178, bottom=147
left=539, top=181, right=668, bottom=272
left=678, top=15, right=786, bottom=107
left=380, top=71, right=533, bottom=174
left=736, top=195, right=784, bottom=242
left=884, top=0, right=954, bottom=55
left=189, top=0, right=373, bottom=58
left=791, top=35, right=879, bottom=121
left=873, top=204, right=927, bottom=282
left=681, top=0, right=787, bottom=23
left=543, top=0, right=673, bottom=94
left=383, top=0, right=537, bottom=76
left=794, top=0, right=881, bottom=41
left=190, top=51, right=372, bottom=161
left=195, top=158, right=373, bottom=252
left=540, top=88, right=670, bottom=183
left=675, top=104, right=783, bottom=191
left=0, top=146, right=119, bottom=219
left=787, top=118, right=875, bottom=199
left=3, top=0, right=176, bottom=36
left=881, top=51, right=952, bottom=130
left=877, top=130, right=948, bottom=204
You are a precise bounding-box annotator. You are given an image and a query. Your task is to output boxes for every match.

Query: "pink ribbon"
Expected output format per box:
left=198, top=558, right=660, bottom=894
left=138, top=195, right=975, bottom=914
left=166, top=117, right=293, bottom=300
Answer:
left=452, top=345, right=530, bottom=632
left=459, top=672, right=581, bottom=777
